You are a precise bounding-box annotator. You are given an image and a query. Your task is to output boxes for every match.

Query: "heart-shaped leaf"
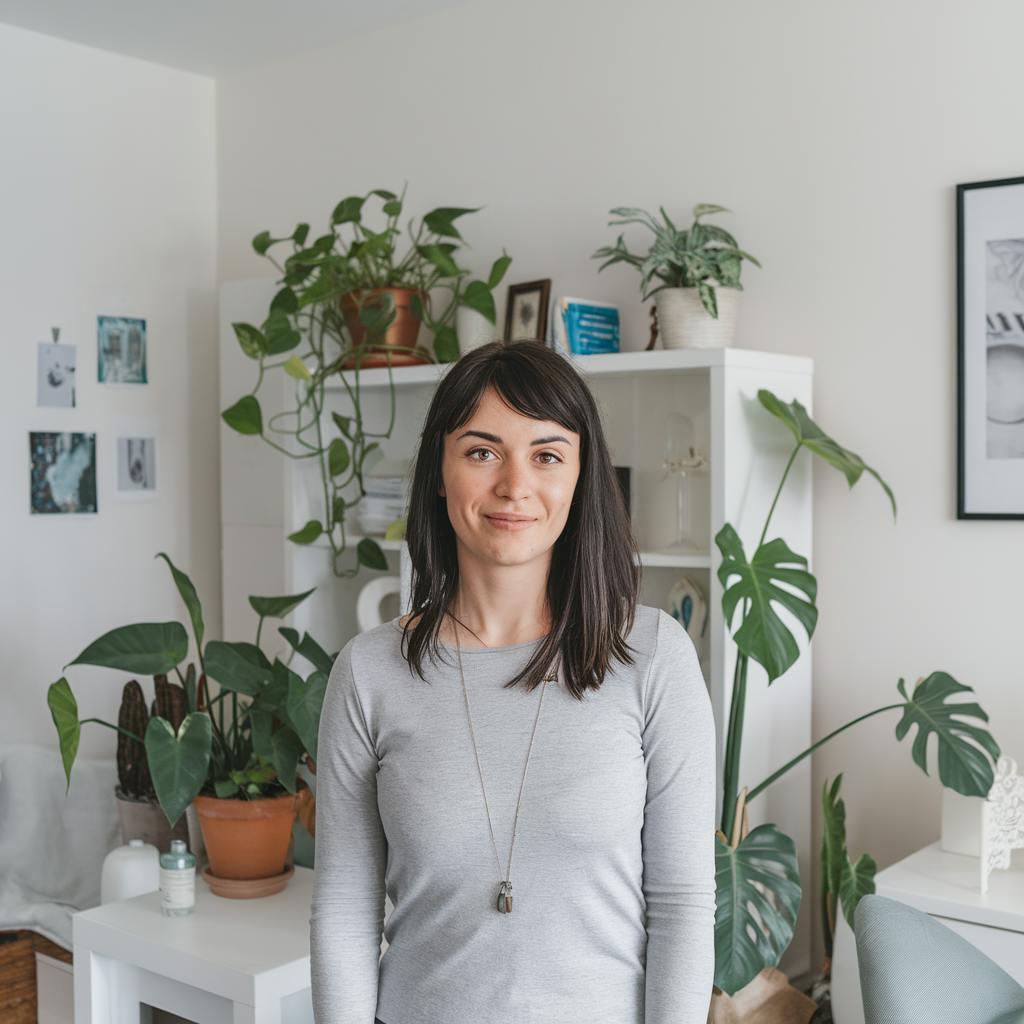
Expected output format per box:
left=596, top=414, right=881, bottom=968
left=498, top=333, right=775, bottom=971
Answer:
left=67, top=622, right=187, bottom=674
left=283, top=355, right=311, bottom=381
left=417, top=244, right=460, bottom=278
left=328, top=438, right=350, bottom=477
left=156, top=552, right=204, bottom=657
left=433, top=324, right=460, bottom=363
left=357, top=536, right=388, bottom=571
left=278, top=627, right=334, bottom=675
left=288, top=520, right=322, bottom=545
left=895, top=672, right=1001, bottom=796
left=487, top=253, right=512, bottom=290
left=204, top=641, right=273, bottom=696
left=758, top=389, right=896, bottom=520
left=47, top=678, right=80, bottom=792
left=714, top=823, right=802, bottom=994
left=249, top=588, right=315, bottom=620
left=461, top=281, right=496, bottom=324
left=270, top=725, right=305, bottom=794
left=840, top=853, right=877, bottom=930
left=248, top=707, right=274, bottom=762
left=222, top=395, right=262, bottom=435
left=821, top=774, right=877, bottom=933
left=232, top=322, right=266, bottom=359
left=286, top=670, right=328, bottom=762
left=145, top=713, right=212, bottom=827
left=715, top=524, right=817, bottom=683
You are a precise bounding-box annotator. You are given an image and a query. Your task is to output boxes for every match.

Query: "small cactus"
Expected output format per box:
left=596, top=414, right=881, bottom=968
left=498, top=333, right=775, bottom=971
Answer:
left=116, top=680, right=153, bottom=800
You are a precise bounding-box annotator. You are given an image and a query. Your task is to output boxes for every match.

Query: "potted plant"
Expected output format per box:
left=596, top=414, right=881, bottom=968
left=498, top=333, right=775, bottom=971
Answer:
left=706, top=391, right=1002, bottom=1019
left=592, top=203, right=760, bottom=349
left=223, top=186, right=512, bottom=578
left=47, top=552, right=334, bottom=893
left=112, top=674, right=191, bottom=851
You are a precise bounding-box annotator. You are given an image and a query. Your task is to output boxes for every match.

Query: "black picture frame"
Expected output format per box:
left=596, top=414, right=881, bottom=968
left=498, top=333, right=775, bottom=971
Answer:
left=956, top=175, right=1024, bottom=519
left=503, top=279, right=551, bottom=343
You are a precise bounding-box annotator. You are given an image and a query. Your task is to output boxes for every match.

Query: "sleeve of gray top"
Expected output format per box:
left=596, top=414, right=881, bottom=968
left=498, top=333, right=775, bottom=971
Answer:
left=641, top=610, right=718, bottom=1024
left=309, top=638, right=387, bottom=1024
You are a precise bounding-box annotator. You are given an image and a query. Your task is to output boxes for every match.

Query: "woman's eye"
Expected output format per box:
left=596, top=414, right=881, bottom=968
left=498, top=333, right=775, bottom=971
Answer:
left=466, top=448, right=561, bottom=465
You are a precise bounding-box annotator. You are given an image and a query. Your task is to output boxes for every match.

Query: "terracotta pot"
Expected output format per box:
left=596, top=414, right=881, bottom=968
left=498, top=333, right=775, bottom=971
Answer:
left=339, top=286, right=431, bottom=368
left=194, top=792, right=297, bottom=881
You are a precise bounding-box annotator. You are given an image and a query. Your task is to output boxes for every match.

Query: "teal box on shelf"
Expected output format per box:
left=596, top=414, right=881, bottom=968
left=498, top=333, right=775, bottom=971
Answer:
left=551, top=297, right=620, bottom=355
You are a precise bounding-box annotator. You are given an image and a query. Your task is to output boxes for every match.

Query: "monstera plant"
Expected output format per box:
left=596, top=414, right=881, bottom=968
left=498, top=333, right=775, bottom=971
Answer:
left=712, top=390, right=1002, bottom=995
left=47, top=552, right=334, bottom=830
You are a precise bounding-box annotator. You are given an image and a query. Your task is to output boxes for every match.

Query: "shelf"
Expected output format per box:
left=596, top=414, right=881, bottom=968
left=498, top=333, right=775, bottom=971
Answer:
left=322, top=346, right=813, bottom=391
left=298, top=533, right=710, bottom=568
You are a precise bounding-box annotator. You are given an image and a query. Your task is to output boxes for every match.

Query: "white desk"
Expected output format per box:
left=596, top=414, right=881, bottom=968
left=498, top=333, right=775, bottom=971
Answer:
left=72, top=865, right=315, bottom=1023
left=831, top=841, right=1024, bottom=1024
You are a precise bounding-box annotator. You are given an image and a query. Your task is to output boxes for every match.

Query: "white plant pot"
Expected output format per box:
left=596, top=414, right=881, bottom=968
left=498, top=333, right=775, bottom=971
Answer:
left=655, top=285, right=740, bottom=349
left=456, top=305, right=497, bottom=354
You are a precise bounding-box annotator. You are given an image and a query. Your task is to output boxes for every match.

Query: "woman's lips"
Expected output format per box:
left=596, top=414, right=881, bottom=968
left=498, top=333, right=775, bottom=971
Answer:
left=485, top=514, right=537, bottom=531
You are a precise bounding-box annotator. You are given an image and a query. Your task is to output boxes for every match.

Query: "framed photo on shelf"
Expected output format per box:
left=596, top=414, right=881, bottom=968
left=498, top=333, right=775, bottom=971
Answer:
left=504, top=279, right=551, bottom=342
left=957, top=175, right=1024, bottom=518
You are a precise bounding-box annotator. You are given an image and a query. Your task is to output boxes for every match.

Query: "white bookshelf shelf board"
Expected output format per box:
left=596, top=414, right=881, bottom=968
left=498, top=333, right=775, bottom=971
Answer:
left=218, top=278, right=815, bottom=979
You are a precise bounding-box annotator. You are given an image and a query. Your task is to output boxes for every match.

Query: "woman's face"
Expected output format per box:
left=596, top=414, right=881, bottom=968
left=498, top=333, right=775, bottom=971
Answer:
left=439, top=386, right=581, bottom=569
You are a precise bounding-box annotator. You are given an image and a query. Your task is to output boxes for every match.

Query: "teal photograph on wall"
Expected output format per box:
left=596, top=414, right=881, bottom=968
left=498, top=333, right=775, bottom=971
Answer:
left=97, top=315, right=147, bottom=384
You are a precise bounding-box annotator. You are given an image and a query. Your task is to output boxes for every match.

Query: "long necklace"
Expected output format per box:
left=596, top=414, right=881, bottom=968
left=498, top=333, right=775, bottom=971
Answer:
left=451, top=615, right=553, bottom=914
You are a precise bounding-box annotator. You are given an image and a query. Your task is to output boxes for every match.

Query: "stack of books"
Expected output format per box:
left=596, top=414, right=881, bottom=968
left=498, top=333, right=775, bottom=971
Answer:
left=550, top=297, right=620, bottom=355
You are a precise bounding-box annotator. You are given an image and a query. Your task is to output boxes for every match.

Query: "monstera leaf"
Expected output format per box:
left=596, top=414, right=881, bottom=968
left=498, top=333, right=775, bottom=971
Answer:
left=145, top=713, right=213, bottom=827
left=758, top=389, right=897, bottom=520
left=714, top=824, right=802, bottom=994
left=895, top=673, right=1001, bottom=796
left=715, top=524, right=817, bottom=683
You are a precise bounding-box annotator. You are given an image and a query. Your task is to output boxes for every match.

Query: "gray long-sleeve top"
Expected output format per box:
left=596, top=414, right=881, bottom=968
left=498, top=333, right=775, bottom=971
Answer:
left=310, top=602, right=717, bottom=1024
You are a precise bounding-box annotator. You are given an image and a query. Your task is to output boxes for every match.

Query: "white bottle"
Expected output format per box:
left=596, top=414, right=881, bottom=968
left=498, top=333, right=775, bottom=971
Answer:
left=159, top=838, right=196, bottom=916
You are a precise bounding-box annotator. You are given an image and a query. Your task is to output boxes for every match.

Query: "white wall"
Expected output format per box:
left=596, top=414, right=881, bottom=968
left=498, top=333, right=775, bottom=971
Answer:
left=2, top=24, right=218, bottom=758
left=215, top=0, right=1024, bottom=967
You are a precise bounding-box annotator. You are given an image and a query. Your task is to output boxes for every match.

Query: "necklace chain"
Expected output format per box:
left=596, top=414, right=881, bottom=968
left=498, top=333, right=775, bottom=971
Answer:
left=451, top=612, right=552, bottom=912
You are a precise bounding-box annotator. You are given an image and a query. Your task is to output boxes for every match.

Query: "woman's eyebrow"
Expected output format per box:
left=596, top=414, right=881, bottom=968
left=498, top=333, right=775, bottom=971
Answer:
left=455, top=429, right=572, bottom=446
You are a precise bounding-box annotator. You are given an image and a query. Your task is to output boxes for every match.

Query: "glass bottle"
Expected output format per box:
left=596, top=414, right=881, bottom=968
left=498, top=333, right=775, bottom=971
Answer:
left=159, top=838, right=196, bottom=917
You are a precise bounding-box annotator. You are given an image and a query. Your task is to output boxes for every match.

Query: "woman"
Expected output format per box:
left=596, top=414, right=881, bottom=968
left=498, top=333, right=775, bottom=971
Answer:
left=310, top=340, right=716, bottom=1024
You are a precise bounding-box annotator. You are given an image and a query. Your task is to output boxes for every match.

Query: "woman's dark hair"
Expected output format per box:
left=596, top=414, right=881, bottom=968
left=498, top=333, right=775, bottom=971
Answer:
left=400, top=339, right=641, bottom=700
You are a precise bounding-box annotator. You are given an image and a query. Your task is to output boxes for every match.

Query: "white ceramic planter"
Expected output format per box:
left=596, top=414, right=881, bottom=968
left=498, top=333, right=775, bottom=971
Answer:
left=655, top=285, right=740, bottom=349
left=456, top=305, right=497, bottom=354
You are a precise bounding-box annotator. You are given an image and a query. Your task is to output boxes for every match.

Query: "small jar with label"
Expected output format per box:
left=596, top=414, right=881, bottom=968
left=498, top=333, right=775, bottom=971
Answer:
left=159, top=839, right=196, bottom=917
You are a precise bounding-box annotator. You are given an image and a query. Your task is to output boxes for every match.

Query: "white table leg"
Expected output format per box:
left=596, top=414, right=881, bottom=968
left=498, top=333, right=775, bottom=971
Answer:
left=74, top=949, right=150, bottom=1023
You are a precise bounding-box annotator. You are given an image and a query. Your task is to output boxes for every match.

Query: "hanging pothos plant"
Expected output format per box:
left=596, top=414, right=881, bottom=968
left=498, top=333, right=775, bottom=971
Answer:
left=221, top=185, right=512, bottom=578
left=711, top=389, right=1002, bottom=994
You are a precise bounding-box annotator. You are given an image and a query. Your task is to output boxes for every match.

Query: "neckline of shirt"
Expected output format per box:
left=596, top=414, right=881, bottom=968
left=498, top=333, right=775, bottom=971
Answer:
left=389, top=615, right=550, bottom=654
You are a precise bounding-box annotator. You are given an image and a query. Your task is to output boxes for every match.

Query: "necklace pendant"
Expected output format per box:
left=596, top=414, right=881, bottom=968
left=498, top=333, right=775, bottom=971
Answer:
left=496, top=880, right=513, bottom=914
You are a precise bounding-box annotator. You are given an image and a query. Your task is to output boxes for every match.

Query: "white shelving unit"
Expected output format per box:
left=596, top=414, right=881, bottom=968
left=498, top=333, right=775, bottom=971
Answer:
left=218, top=278, right=815, bottom=977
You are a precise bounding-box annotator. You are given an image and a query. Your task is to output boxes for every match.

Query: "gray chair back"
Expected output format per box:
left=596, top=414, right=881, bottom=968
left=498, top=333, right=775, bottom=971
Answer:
left=854, top=893, right=1024, bottom=1024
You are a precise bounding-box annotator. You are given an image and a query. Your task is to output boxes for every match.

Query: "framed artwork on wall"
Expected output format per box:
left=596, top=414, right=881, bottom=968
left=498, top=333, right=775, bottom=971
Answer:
left=957, top=175, right=1024, bottom=518
left=503, top=279, right=551, bottom=342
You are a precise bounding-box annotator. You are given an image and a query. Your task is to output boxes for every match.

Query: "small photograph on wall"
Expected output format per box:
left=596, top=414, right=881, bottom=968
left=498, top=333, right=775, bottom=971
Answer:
left=36, top=339, right=77, bottom=408
left=98, top=315, right=147, bottom=384
left=504, top=280, right=551, bottom=342
left=958, top=176, right=1024, bottom=518
left=29, top=431, right=97, bottom=514
left=117, top=436, right=157, bottom=495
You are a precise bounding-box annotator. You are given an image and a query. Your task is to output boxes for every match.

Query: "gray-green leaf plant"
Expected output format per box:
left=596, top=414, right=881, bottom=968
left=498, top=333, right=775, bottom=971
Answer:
left=711, top=389, right=1001, bottom=994
left=47, top=552, right=336, bottom=828
left=222, top=184, right=512, bottom=578
left=592, top=202, right=761, bottom=319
